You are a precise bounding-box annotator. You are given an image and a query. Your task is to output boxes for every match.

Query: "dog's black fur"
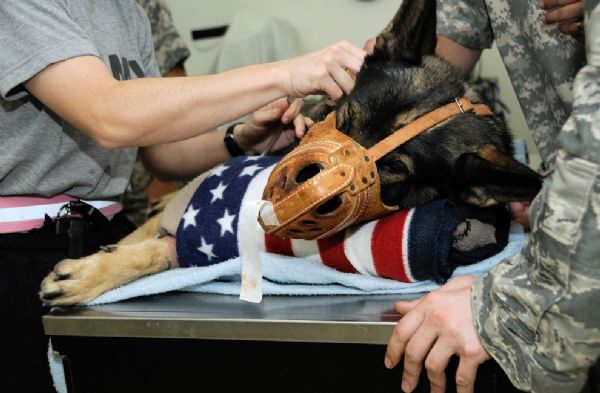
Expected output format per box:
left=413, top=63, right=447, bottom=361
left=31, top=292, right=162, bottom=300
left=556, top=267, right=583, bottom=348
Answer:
left=326, top=0, right=541, bottom=209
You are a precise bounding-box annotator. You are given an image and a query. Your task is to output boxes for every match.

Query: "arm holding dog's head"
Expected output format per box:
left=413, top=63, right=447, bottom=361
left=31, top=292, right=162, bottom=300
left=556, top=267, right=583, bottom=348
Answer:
left=435, top=35, right=482, bottom=75
left=141, top=97, right=310, bottom=181
left=23, top=42, right=364, bottom=151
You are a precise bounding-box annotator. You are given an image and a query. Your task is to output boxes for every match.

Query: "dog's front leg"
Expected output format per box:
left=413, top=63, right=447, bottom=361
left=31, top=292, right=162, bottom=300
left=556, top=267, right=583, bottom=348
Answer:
left=40, top=236, right=173, bottom=306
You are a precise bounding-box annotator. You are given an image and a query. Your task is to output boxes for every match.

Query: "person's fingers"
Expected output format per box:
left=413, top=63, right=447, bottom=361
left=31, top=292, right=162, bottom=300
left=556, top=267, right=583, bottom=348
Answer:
left=320, top=76, right=344, bottom=102
left=336, top=40, right=367, bottom=72
left=454, top=356, right=482, bottom=393
left=295, top=116, right=314, bottom=138
left=395, top=298, right=421, bottom=315
left=282, top=98, right=304, bottom=124
left=328, top=62, right=356, bottom=96
left=510, top=201, right=532, bottom=231
left=275, top=128, right=296, bottom=150
left=251, top=106, right=286, bottom=127
left=363, top=38, right=376, bottom=54
left=261, top=97, right=289, bottom=112
left=544, top=1, right=584, bottom=24
left=424, top=341, right=454, bottom=393
left=292, top=115, right=305, bottom=138
left=558, top=20, right=585, bottom=37
left=541, top=0, right=581, bottom=10
left=385, top=309, right=424, bottom=369
left=401, top=325, right=438, bottom=393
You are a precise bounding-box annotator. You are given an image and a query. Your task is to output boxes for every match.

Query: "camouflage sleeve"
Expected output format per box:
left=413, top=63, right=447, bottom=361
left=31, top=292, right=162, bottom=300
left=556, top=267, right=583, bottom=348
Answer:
left=135, top=0, right=191, bottom=76
left=471, top=2, right=600, bottom=392
left=436, top=0, right=493, bottom=50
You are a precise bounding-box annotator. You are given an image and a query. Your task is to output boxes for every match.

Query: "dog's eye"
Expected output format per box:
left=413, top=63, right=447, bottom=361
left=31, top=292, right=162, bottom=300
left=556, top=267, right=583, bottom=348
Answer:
left=295, top=163, right=324, bottom=184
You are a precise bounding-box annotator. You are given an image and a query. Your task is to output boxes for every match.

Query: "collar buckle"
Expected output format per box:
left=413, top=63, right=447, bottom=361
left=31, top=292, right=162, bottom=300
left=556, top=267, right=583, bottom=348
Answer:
left=454, top=97, right=465, bottom=113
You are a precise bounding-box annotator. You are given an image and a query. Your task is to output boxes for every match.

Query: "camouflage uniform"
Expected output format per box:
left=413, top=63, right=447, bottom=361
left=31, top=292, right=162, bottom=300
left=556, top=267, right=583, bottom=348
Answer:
left=136, top=0, right=191, bottom=76
left=439, top=0, right=600, bottom=391
left=122, top=0, right=191, bottom=226
left=437, top=0, right=586, bottom=170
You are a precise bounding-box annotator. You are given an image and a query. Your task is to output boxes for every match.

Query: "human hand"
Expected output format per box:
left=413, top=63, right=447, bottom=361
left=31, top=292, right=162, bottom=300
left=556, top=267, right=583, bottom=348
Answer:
left=510, top=201, right=532, bottom=232
left=235, top=97, right=313, bottom=155
left=281, top=41, right=366, bottom=102
left=385, top=276, right=491, bottom=393
left=541, top=0, right=585, bottom=43
left=363, top=38, right=376, bottom=54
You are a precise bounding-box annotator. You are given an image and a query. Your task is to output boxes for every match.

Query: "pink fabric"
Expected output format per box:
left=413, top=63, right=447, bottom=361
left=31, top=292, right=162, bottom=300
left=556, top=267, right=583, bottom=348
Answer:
left=0, top=195, right=77, bottom=208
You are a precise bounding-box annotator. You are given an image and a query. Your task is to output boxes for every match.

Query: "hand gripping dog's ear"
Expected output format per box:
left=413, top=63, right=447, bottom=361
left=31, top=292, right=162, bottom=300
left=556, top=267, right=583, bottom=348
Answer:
left=372, top=0, right=437, bottom=64
left=454, top=147, right=543, bottom=207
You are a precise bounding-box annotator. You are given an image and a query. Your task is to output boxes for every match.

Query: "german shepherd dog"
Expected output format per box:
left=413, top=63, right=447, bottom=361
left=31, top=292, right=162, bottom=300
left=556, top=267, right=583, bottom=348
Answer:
left=40, top=0, right=541, bottom=306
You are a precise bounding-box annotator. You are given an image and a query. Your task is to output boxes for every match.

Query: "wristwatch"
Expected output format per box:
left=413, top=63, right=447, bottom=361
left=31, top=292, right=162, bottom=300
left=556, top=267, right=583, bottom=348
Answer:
left=224, top=123, right=245, bottom=157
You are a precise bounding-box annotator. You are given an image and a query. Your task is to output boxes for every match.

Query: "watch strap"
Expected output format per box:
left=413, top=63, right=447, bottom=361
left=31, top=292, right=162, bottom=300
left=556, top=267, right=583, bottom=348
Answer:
left=224, top=123, right=245, bottom=157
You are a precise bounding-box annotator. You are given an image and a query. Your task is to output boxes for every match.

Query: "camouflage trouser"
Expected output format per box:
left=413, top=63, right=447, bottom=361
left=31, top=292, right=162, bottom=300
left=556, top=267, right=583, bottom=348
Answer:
left=472, top=150, right=600, bottom=393
left=121, top=157, right=152, bottom=227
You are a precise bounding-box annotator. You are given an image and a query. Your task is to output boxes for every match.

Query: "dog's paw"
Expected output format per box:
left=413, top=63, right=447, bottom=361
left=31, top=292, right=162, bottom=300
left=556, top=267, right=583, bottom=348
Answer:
left=39, top=238, right=172, bottom=306
left=39, top=253, right=115, bottom=306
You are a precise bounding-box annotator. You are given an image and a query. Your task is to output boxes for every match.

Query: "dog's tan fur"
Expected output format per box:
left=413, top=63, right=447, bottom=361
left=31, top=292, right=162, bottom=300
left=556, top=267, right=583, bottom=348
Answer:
left=40, top=214, right=171, bottom=305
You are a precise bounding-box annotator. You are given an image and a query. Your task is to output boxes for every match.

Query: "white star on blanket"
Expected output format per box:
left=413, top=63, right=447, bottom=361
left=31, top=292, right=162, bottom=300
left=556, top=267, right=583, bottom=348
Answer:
left=181, top=204, right=200, bottom=229
left=217, top=209, right=236, bottom=236
left=210, top=181, right=228, bottom=203
left=197, top=237, right=216, bottom=261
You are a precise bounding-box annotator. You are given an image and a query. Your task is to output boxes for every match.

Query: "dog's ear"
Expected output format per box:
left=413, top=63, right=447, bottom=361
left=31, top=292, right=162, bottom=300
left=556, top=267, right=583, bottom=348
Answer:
left=454, top=147, right=542, bottom=207
left=372, top=0, right=437, bottom=64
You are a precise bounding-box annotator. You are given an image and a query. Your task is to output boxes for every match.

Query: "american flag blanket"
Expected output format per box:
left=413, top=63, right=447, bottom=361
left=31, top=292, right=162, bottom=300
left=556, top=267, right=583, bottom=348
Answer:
left=176, top=156, right=510, bottom=285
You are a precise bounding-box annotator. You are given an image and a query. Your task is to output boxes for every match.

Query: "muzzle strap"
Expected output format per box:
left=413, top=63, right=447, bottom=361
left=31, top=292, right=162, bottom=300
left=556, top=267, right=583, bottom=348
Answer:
left=368, top=98, right=492, bottom=161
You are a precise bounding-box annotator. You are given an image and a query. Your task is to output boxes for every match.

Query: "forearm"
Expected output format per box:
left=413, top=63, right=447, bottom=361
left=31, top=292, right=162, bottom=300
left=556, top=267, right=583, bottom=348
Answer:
left=140, top=128, right=232, bottom=181
left=25, top=56, right=287, bottom=149
left=101, top=66, right=288, bottom=147
left=435, top=34, right=482, bottom=75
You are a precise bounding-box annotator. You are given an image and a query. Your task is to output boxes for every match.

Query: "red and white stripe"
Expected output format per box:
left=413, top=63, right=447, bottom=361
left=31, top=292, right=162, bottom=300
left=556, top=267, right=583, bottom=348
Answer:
left=260, top=209, right=416, bottom=283
left=0, top=195, right=122, bottom=233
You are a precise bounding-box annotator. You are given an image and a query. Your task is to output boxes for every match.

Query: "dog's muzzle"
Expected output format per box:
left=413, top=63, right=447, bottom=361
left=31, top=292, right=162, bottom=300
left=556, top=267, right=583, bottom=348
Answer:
left=258, top=98, right=492, bottom=240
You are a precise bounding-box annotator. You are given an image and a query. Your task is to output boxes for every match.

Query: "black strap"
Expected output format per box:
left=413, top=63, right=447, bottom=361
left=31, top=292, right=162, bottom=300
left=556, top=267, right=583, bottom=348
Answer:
left=224, top=123, right=245, bottom=157
left=0, top=211, right=135, bottom=256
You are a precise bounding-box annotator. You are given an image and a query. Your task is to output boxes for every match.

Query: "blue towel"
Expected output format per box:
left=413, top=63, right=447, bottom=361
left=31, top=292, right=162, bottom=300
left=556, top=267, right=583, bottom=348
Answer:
left=88, top=228, right=527, bottom=305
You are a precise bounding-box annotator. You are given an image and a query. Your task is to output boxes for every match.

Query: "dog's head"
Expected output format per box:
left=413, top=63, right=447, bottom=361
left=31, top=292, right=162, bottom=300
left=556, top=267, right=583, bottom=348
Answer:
left=336, top=0, right=541, bottom=209
left=259, top=0, right=541, bottom=239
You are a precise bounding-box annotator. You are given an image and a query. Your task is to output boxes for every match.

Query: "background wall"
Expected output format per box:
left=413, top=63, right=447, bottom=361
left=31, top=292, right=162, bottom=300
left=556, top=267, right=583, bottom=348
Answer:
left=165, top=0, right=540, bottom=169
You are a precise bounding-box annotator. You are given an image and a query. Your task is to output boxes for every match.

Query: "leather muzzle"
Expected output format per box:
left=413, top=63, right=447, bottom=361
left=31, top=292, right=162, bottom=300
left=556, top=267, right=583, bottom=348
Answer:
left=258, top=112, right=396, bottom=240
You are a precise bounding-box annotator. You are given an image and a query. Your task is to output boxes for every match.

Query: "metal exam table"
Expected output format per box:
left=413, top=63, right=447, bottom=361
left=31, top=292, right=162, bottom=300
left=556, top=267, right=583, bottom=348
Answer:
left=44, top=292, right=522, bottom=393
